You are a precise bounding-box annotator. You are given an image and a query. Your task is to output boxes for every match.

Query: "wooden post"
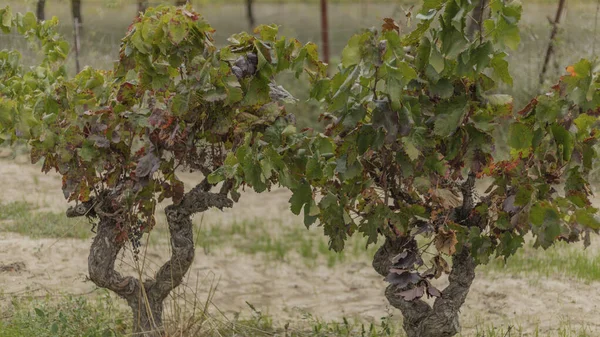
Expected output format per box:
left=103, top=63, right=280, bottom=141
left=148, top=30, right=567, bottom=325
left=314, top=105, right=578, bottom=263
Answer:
left=246, top=0, right=256, bottom=32
left=73, top=17, right=81, bottom=74
left=320, top=0, right=330, bottom=64
left=138, top=0, right=149, bottom=14
left=593, top=0, right=600, bottom=56
left=539, top=0, right=567, bottom=85
left=36, top=0, right=46, bottom=21
left=71, top=0, right=82, bottom=26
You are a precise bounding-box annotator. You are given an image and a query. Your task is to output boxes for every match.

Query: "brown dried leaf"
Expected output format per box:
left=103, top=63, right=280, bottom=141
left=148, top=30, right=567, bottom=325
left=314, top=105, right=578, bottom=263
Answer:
left=433, top=255, right=450, bottom=276
left=432, top=188, right=462, bottom=209
left=382, top=18, right=400, bottom=33
left=434, top=229, right=458, bottom=255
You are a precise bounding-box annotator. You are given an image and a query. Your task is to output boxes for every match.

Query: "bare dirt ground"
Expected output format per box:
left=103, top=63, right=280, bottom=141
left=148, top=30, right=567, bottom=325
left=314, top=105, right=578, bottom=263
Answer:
left=0, top=159, right=599, bottom=335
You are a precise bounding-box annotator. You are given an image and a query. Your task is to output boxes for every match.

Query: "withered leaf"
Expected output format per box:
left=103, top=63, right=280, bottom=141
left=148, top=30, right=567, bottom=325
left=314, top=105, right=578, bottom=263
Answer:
left=425, top=281, right=442, bottom=298
left=397, top=286, right=425, bottom=301
left=89, top=134, right=110, bottom=148
left=136, top=152, right=160, bottom=178
left=391, top=250, right=423, bottom=269
left=385, top=269, right=422, bottom=288
left=432, top=188, right=462, bottom=209
left=391, top=251, right=408, bottom=263
left=433, top=254, right=450, bottom=275
left=434, top=229, right=458, bottom=255
left=382, top=18, right=400, bottom=33
left=502, top=194, right=520, bottom=214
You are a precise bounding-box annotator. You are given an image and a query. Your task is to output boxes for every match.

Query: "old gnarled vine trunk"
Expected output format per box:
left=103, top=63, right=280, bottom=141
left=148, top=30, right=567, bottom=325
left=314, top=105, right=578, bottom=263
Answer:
left=372, top=237, right=476, bottom=337
left=68, top=181, right=233, bottom=336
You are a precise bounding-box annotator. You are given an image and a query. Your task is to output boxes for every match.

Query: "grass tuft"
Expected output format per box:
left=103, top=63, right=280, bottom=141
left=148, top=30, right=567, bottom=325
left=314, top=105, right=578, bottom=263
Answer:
left=191, top=217, right=379, bottom=266
left=482, top=241, right=600, bottom=282
left=0, top=202, right=94, bottom=239
left=0, top=292, right=127, bottom=337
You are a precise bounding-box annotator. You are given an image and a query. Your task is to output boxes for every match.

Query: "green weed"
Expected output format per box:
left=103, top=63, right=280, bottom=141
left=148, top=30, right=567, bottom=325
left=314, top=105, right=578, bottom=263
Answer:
left=0, top=292, right=127, bottom=337
left=482, top=241, right=600, bottom=282
left=0, top=202, right=94, bottom=239
left=191, top=217, right=379, bottom=266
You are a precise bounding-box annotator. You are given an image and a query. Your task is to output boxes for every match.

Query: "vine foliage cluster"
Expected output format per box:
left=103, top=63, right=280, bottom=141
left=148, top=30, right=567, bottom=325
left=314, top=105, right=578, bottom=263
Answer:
left=1, top=0, right=600, bottom=305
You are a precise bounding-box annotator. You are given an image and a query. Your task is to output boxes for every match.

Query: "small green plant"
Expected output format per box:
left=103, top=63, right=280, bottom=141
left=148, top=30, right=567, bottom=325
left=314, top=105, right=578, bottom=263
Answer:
left=0, top=202, right=93, bottom=239
left=0, top=293, right=127, bottom=337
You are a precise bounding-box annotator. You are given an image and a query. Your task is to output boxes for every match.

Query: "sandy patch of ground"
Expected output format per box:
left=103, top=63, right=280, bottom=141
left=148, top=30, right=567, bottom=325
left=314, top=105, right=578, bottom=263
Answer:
left=1, top=159, right=599, bottom=335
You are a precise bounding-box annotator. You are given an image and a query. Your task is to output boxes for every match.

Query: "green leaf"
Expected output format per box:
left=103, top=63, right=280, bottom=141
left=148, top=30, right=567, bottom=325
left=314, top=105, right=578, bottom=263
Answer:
left=168, top=21, right=188, bottom=44
left=551, top=124, right=575, bottom=161
left=306, top=157, right=323, bottom=180
left=415, top=37, right=431, bottom=72
left=18, top=12, right=36, bottom=33
left=241, top=75, right=271, bottom=106
left=496, top=17, right=520, bottom=50
left=529, top=203, right=562, bottom=249
left=341, top=34, right=361, bottom=67
left=433, top=96, right=467, bottom=137
left=254, top=24, right=278, bottom=41
left=497, top=232, right=524, bottom=259
left=310, top=79, right=330, bottom=101
left=372, top=99, right=398, bottom=143
left=440, top=27, right=467, bottom=59
left=1, top=7, right=12, bottom=29
left=421, top=0, right=447, bottom=13
left=490, top=53, right=513, bottom=86
left=402, top=138, right=420, bottom=161
left=289, top=181, right=312, bottom=215
left=575, top=208, right=600, bottom=230
left=207, top=168, right=225, bottom=184
left=78, top=141, right=98, bottom=162
left=508, top=122, right=532, bottom=150
left=34, top=308, right=45, bottom=318
left=514, top=185, right=532, bottom=206
left=430, top=79, right=454, bottom=99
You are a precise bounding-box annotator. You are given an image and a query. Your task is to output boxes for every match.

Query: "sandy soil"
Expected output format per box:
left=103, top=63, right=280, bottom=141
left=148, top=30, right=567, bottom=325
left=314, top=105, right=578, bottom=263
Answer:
left=0, top=159, right=599, bottom=335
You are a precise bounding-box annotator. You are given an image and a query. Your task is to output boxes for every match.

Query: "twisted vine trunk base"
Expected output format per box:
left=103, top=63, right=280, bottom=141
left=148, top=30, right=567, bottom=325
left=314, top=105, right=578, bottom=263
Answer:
left=70, top=182, right=233, bottom=336
left=373, top=237, right=476, bottom=337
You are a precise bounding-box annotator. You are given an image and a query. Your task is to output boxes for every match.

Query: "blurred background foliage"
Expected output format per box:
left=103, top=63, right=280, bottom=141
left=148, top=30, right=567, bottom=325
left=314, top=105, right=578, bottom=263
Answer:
left=2, top=0, right=600, bottom=130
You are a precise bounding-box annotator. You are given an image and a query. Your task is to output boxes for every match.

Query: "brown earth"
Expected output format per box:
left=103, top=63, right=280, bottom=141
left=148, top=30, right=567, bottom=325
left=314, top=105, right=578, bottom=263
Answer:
left=0, top=159, right=598, bottom=335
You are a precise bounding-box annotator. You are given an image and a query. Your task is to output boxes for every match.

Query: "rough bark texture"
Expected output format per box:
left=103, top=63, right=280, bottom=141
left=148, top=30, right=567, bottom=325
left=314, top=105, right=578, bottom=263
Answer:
left=68, top=182, right=233, bottom=336
left=373, top=237, right=476, bottom=337
left=36, top=0, right=45, bottom=21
